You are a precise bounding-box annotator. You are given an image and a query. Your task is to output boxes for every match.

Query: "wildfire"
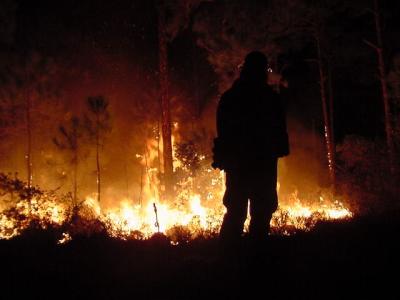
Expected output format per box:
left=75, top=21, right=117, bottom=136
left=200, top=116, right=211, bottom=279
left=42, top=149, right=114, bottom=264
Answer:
left=0, top=171, right=352, bottom=242
left=0, top=134, right=353, bottom=242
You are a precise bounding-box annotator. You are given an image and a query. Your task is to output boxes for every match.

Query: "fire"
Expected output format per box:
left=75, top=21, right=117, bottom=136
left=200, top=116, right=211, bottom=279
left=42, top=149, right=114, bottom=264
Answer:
left=0, top=133, right=353, bottom=242
left=57, top=232, right=72, bottom=244
left=102, top=195, right=223, bottom=239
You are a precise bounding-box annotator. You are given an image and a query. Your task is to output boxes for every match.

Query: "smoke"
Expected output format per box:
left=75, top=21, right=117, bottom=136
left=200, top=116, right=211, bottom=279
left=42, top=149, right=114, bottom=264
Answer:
left=0, top=44, right=334, bottom=212
left=279, top=117, right=331, bottom=200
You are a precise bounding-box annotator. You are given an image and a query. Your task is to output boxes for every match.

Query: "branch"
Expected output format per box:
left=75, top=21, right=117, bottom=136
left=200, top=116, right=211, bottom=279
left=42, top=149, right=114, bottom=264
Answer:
left=363, top=39, right=379, bottom=51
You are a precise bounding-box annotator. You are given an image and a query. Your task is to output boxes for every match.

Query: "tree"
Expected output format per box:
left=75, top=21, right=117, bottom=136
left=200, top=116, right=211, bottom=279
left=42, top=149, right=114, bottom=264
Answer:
left=364, top=0, right=394, bottom=167
left=193, top=0, right=350, bottom=187
left=157, top=0, right=205, bottom=197
left=0, top=52, right=60, bottom=189
left=297, top=1, right=349, bottom=186
left=157, top=5, right=173, bottom=197
left=388, top=52, right=400, bottom=147
left=84, top=96, right=111, bottom=203
left=53, top=116, right=83, bottom=206
left=193, top=0, right=295, bottom=92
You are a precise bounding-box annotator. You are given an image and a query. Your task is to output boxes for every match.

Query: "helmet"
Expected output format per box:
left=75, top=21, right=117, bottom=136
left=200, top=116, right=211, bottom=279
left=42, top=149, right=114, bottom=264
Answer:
left=243, top=51, right=268, bottom=72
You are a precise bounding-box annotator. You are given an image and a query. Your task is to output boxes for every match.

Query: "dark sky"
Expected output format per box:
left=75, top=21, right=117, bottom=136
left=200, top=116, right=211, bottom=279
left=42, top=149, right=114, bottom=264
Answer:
left=9, top=0, right=400, bottom=142
left=15, top=1, right=159, bottom=72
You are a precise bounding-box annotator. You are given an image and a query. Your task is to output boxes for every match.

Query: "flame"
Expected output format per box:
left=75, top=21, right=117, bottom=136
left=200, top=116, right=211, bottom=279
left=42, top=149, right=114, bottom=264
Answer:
left=57, top=232, right=72, bottom=244
left=0, top=129, right=353, bottom=241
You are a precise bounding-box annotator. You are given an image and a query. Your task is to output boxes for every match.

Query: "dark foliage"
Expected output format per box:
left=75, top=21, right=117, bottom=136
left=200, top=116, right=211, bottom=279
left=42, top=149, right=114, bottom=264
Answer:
left=174, top=141, right=201, bottom=174
left=0, top=172, right=42, bottom=200
left=337, top=135, right=400, bottom=214
left=0, top=213, right=399, bottom=299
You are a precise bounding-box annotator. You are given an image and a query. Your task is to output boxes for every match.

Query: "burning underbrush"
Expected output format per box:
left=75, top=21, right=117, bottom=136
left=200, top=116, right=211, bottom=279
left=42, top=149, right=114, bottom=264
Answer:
left=0, top=162, right=352, bottom=243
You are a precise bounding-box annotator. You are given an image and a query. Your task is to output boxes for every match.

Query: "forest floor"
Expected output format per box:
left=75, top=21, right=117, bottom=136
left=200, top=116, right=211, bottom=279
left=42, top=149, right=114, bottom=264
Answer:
left=0, top=212, right=399, bottom=300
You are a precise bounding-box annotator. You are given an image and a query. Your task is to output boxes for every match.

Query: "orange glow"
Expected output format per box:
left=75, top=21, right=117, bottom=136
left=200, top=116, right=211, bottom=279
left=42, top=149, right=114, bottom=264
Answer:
left=0, top=133, right=352, bottom=242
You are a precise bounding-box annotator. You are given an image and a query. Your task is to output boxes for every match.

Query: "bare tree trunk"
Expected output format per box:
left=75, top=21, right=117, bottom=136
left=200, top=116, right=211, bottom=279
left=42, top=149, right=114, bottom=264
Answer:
left=374, top=0, right=394, bottom=164
left=157, top=121, right=162, bottom=175
left=72, top=124, right=78, bottom=206
left=158, top=8, right=173, bottom=197
left=25, top=91, right=32, bottom=190
left=363, top=0, right=394, bottom=171
left=73, top=148, right=78, bottom=207
left=96, top=114, right=101, bottom=203
left=316, top=36, right=335, bottom=185
left=393, top=80, right=400, bottom=132
left=327, top=61, right=336, bottom=176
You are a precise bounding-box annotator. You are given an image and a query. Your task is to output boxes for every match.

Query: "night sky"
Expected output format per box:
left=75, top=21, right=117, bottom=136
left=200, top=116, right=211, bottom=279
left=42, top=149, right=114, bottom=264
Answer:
left=9, top=0, right=399, bottom=142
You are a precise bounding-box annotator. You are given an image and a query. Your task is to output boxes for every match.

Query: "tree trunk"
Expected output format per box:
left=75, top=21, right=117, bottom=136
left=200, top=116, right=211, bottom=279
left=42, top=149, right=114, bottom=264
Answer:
left=327, top=61, right=336, bottom=176
left=25, top=90, right=33, bottom=190
left=157, top=121, right=162, bottom=175
left=374, top=0, right=394, bottom=165
left=72, top=123, right=78, bottom=206
left=316, top=36, right=335, bottom=185
left=73, top=148, right=78, bottom=207
left=96, top=114, right=101, bottom=203
left=393, top=77, right=400, bottom=131
left=158, top=8, right=173, bottom=197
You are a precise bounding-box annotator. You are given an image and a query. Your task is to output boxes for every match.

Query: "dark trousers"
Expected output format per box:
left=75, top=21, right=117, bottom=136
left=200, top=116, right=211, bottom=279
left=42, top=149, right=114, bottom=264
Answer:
left=219, top=158, right=278, bottom=243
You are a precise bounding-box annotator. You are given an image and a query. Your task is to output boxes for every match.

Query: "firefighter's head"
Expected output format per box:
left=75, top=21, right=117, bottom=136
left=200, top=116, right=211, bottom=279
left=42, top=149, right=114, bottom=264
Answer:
left=240, top=51, right=269, bottom=82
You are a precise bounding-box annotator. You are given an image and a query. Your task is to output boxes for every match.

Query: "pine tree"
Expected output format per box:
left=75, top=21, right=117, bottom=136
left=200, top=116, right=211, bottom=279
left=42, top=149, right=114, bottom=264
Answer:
left=53, top=116, right=82, bottom=206
left=84, top=96, right=111, bottom=203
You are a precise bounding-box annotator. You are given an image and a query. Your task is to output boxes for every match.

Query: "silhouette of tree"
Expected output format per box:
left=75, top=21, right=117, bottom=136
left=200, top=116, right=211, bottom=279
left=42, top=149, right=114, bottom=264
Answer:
left=296, top=0, right=351, bottom=187
left=388, top=51, right=400, bottom=152
left=0, top=52, right=60, bottom=189
left=84, top=96, right=111, bottom=203
left=193, top=0, right=354, bottom=187
left=363, top=0, right=395, bottom=168
left=157, top=0, right=206, bottom=197
left=193, top=0, right=299, bottom=92
left=53, top=116, right=83, bottom=206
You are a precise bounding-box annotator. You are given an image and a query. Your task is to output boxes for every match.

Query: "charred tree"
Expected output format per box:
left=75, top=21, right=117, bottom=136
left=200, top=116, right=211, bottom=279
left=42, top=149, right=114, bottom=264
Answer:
left=85, top=96, right=111, bottom=204
left=297, top=1, right=346, bottom=187
left=156, top=0, right=204, bottom=197
left=364, top=0, right=394, bottom=166
left=327, top=60, right=335, bottom=155
left=157, top=6, right=174, bottom=197
left=316, top=35, right=335, bottom=185
left=15, top=53, right=60, bottom=192
left=53, top=117, right=81, bottom=206
left=25, top=86, right=32, bottom=189
left=388, top=52, right=400, bottom=142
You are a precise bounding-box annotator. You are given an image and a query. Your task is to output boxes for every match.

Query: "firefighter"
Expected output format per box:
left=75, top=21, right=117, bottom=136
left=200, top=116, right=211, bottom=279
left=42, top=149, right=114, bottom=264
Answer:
left=212, top=51, right=289, bottom=246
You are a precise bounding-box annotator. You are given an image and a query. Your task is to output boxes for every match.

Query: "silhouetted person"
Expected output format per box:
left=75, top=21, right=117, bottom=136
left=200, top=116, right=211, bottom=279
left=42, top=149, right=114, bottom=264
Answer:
left=212, top=51, right=289, bottom=247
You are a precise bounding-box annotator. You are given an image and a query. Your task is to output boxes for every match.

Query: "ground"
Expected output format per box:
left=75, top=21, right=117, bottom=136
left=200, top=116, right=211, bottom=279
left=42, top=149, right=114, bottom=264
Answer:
left=0, top=212, right=399, bottom=300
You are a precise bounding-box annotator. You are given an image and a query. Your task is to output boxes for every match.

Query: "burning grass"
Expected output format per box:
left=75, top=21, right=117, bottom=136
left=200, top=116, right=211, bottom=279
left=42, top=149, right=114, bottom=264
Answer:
left=0, top=134, right=353, bottom=242
left=0, top=165, right=352, bottom=243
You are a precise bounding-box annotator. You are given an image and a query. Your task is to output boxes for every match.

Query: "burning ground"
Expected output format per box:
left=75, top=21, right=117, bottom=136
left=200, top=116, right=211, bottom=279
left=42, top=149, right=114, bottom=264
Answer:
left=0, top=148, right=353, bottom=242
